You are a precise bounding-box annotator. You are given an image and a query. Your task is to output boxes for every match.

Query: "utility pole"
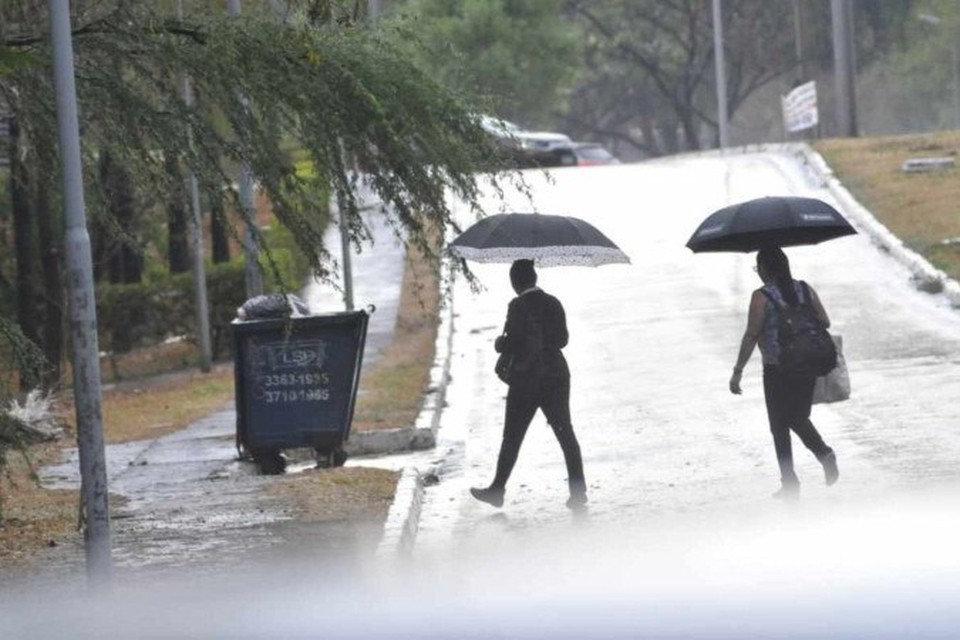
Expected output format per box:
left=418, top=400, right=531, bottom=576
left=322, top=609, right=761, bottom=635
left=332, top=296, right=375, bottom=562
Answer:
left=919, top=13, right=960, bottom=131
left=793, top=0, right=806, bottom=81
left=226, top=0, right=264, bottom=298
left=178, top=0, right=212, bottom=372
left=831, top=0, right=858, bottom=136
left=712, top=0, right=730, bottom=149
left=338, top=202, right=355, bottom=311
left=47, top=0, right=112, bottom=587
left=333, top=0, right=385, bottom=313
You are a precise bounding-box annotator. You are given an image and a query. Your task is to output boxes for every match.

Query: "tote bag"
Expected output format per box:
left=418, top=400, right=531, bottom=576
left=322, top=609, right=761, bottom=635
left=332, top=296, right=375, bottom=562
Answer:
left=813, top=335, right=850, bottom=404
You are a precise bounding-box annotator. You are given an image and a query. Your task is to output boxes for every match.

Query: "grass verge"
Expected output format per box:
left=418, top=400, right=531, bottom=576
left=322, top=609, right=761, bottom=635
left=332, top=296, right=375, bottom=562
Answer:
left=813, top=132, right=960, bottom=280
left=352, top=243, right=440, bottom=431
left=265, top=466, right=398, bottom=522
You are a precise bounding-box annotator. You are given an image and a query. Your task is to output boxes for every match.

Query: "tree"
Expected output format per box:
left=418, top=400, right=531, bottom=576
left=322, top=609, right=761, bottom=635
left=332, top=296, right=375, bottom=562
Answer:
left=98, top=153, right=144, bottom=283
left=208, top=188, right=231, bottom=264
left=796, top=0, right=918, bottom=75
left=566, top=0, right=796, bottom=155
left=385, top=0, right=581, bottom=128
left=0, top=0, right=512, bottom=388
left=164, top=156, right=191, bottom=275
left=853, top=0, right=960, bottom=133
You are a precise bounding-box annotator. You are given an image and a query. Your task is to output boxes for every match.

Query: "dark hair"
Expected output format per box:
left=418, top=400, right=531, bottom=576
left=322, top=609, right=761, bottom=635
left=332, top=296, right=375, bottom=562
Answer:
left=757, top=247, right=798, bottom=305
left=509, top=259, right=537, bottom=290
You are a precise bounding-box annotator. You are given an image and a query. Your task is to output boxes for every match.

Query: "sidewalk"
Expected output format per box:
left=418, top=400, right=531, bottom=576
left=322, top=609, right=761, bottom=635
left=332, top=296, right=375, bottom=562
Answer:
left=29, top=210, right=410, bottom=584
left=301, top=208, right=406, bottom=366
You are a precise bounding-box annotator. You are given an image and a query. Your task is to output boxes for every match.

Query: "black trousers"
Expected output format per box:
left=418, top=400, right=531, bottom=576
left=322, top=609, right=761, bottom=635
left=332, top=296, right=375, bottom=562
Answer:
left=763, top=366, right=832, bottom=485
left=491, top=378, right=586, bottom=496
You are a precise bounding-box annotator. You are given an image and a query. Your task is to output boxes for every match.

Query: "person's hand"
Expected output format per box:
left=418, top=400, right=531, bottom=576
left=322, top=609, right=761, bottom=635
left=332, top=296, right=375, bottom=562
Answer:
left=729, top=369, right=743, bottom=395
left=494, top=335, right=505, bottom=352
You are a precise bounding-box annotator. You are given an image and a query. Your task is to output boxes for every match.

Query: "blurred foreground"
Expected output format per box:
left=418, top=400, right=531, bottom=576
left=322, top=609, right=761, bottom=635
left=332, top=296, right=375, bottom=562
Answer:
left=3, top=488, right=958, bottom=639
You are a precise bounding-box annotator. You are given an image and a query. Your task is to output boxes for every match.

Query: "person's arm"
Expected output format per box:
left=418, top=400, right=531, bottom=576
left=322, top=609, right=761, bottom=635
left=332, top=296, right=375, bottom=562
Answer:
left=807, top=285, right=831, bottom=328
left=729, top=290, right=767, bottom=395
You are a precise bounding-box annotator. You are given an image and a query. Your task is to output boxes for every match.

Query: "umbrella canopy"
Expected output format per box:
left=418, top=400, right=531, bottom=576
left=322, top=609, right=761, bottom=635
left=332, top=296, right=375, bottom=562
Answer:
left=450, top=213, right=630, bottom=267
left=686, top=196, right=857, bottom=253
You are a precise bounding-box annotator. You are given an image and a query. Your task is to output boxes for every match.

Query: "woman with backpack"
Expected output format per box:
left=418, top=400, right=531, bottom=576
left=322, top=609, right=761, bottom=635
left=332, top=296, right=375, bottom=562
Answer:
left=728, top=247, right=839, bottom=499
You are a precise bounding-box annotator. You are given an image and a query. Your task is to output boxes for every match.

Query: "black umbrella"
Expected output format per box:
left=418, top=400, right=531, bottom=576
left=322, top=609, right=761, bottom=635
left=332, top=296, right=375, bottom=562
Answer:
left=450, top=213, right=630, bottom=267
left=686, top=196, right=857, bottom=253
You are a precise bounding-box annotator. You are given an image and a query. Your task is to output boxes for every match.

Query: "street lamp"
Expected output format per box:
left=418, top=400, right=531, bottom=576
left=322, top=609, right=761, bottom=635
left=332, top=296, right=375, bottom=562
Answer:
left=830, top=0, right=857, bottom=137
left=918, top=13, right=960, bottom=130
left=47, top=0, right=112, bottom=587
left=712, top=0, right=729, bottom=149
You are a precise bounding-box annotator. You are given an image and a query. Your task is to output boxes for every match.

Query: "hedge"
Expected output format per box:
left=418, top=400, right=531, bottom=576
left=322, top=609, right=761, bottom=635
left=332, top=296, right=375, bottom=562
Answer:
left=96, top=238, right=308, bottom=363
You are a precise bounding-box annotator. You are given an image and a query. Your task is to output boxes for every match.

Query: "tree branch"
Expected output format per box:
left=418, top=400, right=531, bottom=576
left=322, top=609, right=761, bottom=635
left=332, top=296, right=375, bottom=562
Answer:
left=1, top=17, right=206, bottom=49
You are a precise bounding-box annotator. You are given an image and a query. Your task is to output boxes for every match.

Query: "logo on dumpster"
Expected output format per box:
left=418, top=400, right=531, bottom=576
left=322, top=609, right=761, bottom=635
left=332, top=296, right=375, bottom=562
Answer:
left=253, top=340, right=328, bottom=372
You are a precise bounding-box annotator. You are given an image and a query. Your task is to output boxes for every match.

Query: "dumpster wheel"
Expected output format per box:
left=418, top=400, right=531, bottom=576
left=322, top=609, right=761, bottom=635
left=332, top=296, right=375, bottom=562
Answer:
left=316, top=447, right=348, bottom=469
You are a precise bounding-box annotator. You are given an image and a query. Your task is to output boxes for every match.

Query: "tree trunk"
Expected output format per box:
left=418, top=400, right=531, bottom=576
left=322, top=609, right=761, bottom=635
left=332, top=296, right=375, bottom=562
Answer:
left=9, top=117, right=41, bottom=391
left=165, top=157, right=190, bottom=274
left=638, top=111, right=661, bottom=157
left=659, top=116, right=681, bottom=155
left=679, top=108, right=702, bottom=151
left=209, top=188, right=231, bottom=264
left=35, top=173, right=64, bottom=389
left=99, top=153, right=143, bottom=283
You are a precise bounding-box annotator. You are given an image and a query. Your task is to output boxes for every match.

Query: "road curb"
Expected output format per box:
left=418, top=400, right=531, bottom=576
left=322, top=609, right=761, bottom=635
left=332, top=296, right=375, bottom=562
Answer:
left=374, top=466, right=424, bottom=558
left=373, top=294, right=456, bottom=558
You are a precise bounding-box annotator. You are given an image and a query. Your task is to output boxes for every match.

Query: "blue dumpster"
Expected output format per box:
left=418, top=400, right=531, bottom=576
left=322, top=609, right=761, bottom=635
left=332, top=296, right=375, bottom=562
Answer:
left=232, top=310, right=369, bottom=472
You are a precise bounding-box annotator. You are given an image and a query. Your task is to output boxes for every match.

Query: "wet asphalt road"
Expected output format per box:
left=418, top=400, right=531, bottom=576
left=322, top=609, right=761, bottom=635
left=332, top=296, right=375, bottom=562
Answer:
left=413, top=149, right=960, bottom=554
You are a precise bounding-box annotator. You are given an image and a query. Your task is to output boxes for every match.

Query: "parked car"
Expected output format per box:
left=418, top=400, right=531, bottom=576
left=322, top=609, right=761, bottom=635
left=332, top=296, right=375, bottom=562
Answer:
left=536, top=142, right=620, bottom=168
left=477, top=114, right=572, bottom=159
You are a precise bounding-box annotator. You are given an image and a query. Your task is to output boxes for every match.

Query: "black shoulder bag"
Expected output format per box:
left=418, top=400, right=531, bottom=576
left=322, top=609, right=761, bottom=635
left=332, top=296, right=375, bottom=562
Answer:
left=494, top=345, right=513, bottom=385
left=494, top=299, right=544, bottom=385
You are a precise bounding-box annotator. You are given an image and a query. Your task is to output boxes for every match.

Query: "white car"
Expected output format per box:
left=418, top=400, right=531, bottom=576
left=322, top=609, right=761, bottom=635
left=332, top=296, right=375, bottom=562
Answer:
left=478, top=114, right=572, bottom=152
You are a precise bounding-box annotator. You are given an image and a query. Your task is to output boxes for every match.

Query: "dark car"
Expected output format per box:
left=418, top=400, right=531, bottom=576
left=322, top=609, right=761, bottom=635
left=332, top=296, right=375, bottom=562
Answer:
left=546, top=142, right=619, bottom=167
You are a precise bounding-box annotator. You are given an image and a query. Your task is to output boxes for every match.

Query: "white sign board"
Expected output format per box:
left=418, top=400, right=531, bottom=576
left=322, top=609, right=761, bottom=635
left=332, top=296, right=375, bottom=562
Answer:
left=782, top=81, right=819, bottom=133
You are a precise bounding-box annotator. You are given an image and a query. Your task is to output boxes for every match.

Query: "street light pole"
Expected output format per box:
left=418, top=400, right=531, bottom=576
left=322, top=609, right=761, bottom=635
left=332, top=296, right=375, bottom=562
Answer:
left=919, top=13, right=960, bottom=130
left=831, top=0, right=858, bottom=136
left=792, top=0, right=806, bottom=81
left=952, top=39, right=960, bottom=130
left=226, top=0, right=264, bottom=299
left=712, top=0, right=730, bottom=149
left=338, top=203, right=354, bottom=312
left=178, top=0, right=212, bottom=372
left=46, top=0, right=112, bottom=587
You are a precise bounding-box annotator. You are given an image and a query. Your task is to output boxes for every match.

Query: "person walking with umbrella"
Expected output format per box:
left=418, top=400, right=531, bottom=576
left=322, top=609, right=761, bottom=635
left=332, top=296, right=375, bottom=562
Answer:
left=450, top=212, right=629, bottom=509
left=469, top=259, right=588, bottom=510
left=729, top=247, right=839, bottom=499
left=687, top=196, right=855, bottom=500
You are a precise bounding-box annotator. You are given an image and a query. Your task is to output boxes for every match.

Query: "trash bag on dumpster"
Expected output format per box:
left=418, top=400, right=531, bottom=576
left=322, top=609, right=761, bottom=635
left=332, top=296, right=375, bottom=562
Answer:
left=236, top=293, right=310, bottom=320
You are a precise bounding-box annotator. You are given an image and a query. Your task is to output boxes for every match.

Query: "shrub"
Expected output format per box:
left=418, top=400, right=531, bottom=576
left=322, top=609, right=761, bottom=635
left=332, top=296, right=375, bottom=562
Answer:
left=95, top=222, right=313, bottom=366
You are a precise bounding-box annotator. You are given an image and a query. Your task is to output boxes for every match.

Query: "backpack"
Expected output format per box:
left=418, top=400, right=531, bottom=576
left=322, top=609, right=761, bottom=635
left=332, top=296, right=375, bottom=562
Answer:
left=762, top=281, right=837, bottom=377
